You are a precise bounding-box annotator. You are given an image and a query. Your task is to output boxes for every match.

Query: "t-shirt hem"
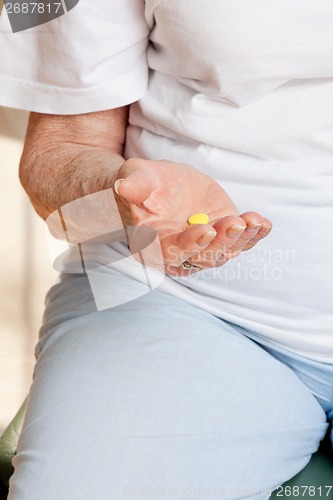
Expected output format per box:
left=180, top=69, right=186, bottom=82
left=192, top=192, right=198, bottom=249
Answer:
left=0, top=68, right=148, bottom=114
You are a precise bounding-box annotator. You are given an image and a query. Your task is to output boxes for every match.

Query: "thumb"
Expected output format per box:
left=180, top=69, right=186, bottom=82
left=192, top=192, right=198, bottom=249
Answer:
left=114, top=161, right=157, bottom=205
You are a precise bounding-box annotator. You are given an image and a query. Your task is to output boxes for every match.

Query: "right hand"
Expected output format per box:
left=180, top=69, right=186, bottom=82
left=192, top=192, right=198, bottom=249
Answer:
left=113, top=158, right=272, bottom=276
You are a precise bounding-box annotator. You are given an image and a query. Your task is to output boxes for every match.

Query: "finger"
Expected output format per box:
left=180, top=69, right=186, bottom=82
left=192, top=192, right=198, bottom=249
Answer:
left=242, top=218, right=273, bottom=251
left=162, top=224, right=217, bottom=268
left=115, top=159, right=158, bottom=205
left=176, top=213, right=270, bottom=271
left=188, top=215, right=247, bottom=266
left=225, top=211, right=264, bottom=254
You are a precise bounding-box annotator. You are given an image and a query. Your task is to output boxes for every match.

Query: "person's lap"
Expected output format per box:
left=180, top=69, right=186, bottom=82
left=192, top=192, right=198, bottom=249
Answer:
left=249, top=338, right=333, bottom=448
left=8, top=270, right=329, bottom=500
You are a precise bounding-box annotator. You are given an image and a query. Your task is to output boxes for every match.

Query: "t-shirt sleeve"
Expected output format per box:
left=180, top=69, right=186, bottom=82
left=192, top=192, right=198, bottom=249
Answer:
left=0, top=0, right=150, bottom=114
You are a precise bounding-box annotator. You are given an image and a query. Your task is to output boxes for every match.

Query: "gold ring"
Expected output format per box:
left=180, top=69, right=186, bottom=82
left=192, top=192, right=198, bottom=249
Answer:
left=179, top=260, right=203, bottom=270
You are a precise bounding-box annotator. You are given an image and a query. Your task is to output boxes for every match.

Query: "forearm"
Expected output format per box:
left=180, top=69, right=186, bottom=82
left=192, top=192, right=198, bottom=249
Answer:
left=19, top=107, right=129, bottom=220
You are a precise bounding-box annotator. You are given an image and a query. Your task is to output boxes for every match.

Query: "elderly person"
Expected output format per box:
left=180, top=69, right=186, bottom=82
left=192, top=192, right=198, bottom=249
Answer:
left=0, top=1, right=332, bottom=499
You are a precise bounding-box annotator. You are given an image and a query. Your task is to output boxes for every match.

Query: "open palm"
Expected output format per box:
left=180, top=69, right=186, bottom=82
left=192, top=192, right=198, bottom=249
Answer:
left=114, top=158, right=271, bottom=275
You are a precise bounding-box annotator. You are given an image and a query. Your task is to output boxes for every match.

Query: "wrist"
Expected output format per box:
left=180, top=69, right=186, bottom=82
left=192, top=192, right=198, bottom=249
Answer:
left=19, top=144, right=125, bottom=220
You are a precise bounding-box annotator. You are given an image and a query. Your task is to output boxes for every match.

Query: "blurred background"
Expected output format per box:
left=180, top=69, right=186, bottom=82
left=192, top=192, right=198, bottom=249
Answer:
left=0, top=106, right=57, bottom=432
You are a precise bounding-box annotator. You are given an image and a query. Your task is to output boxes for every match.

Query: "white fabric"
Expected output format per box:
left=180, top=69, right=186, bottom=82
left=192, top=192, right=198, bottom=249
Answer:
left=0, top=0, right=332, bottom=361
left=0, top=0, right=149, bottom=113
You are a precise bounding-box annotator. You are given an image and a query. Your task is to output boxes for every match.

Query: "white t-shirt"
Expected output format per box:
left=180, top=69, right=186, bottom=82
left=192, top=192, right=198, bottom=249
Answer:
left=0, top=0, right=332, bottom=362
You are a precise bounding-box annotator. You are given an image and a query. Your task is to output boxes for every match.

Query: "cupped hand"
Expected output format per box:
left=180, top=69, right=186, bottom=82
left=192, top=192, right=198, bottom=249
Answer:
left=113, top=158, right=272, bottom=276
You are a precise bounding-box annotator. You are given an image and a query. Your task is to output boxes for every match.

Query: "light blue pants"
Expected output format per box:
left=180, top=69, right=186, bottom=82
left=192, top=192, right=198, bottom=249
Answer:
left=8, top=269, right=332, bottom=500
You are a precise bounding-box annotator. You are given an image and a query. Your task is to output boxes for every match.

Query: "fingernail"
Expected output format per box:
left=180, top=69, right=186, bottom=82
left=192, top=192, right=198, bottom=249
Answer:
left=226, top=225, right=246, bottom=238
left=114, top=178, right=125, bottom=195
left=246, top=222, right=263, bottom=233
left=196, top=230, right=217, bottom=246
left=259, top=226, right=271, bottom=235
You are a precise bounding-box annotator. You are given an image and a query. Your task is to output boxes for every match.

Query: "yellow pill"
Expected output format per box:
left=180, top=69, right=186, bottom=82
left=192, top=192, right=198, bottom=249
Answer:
left=188, top=213, right=210, bottom=225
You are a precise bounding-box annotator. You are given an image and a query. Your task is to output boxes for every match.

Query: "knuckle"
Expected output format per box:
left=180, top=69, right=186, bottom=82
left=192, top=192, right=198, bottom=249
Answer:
left=222, top=248, right=242, bottom=258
